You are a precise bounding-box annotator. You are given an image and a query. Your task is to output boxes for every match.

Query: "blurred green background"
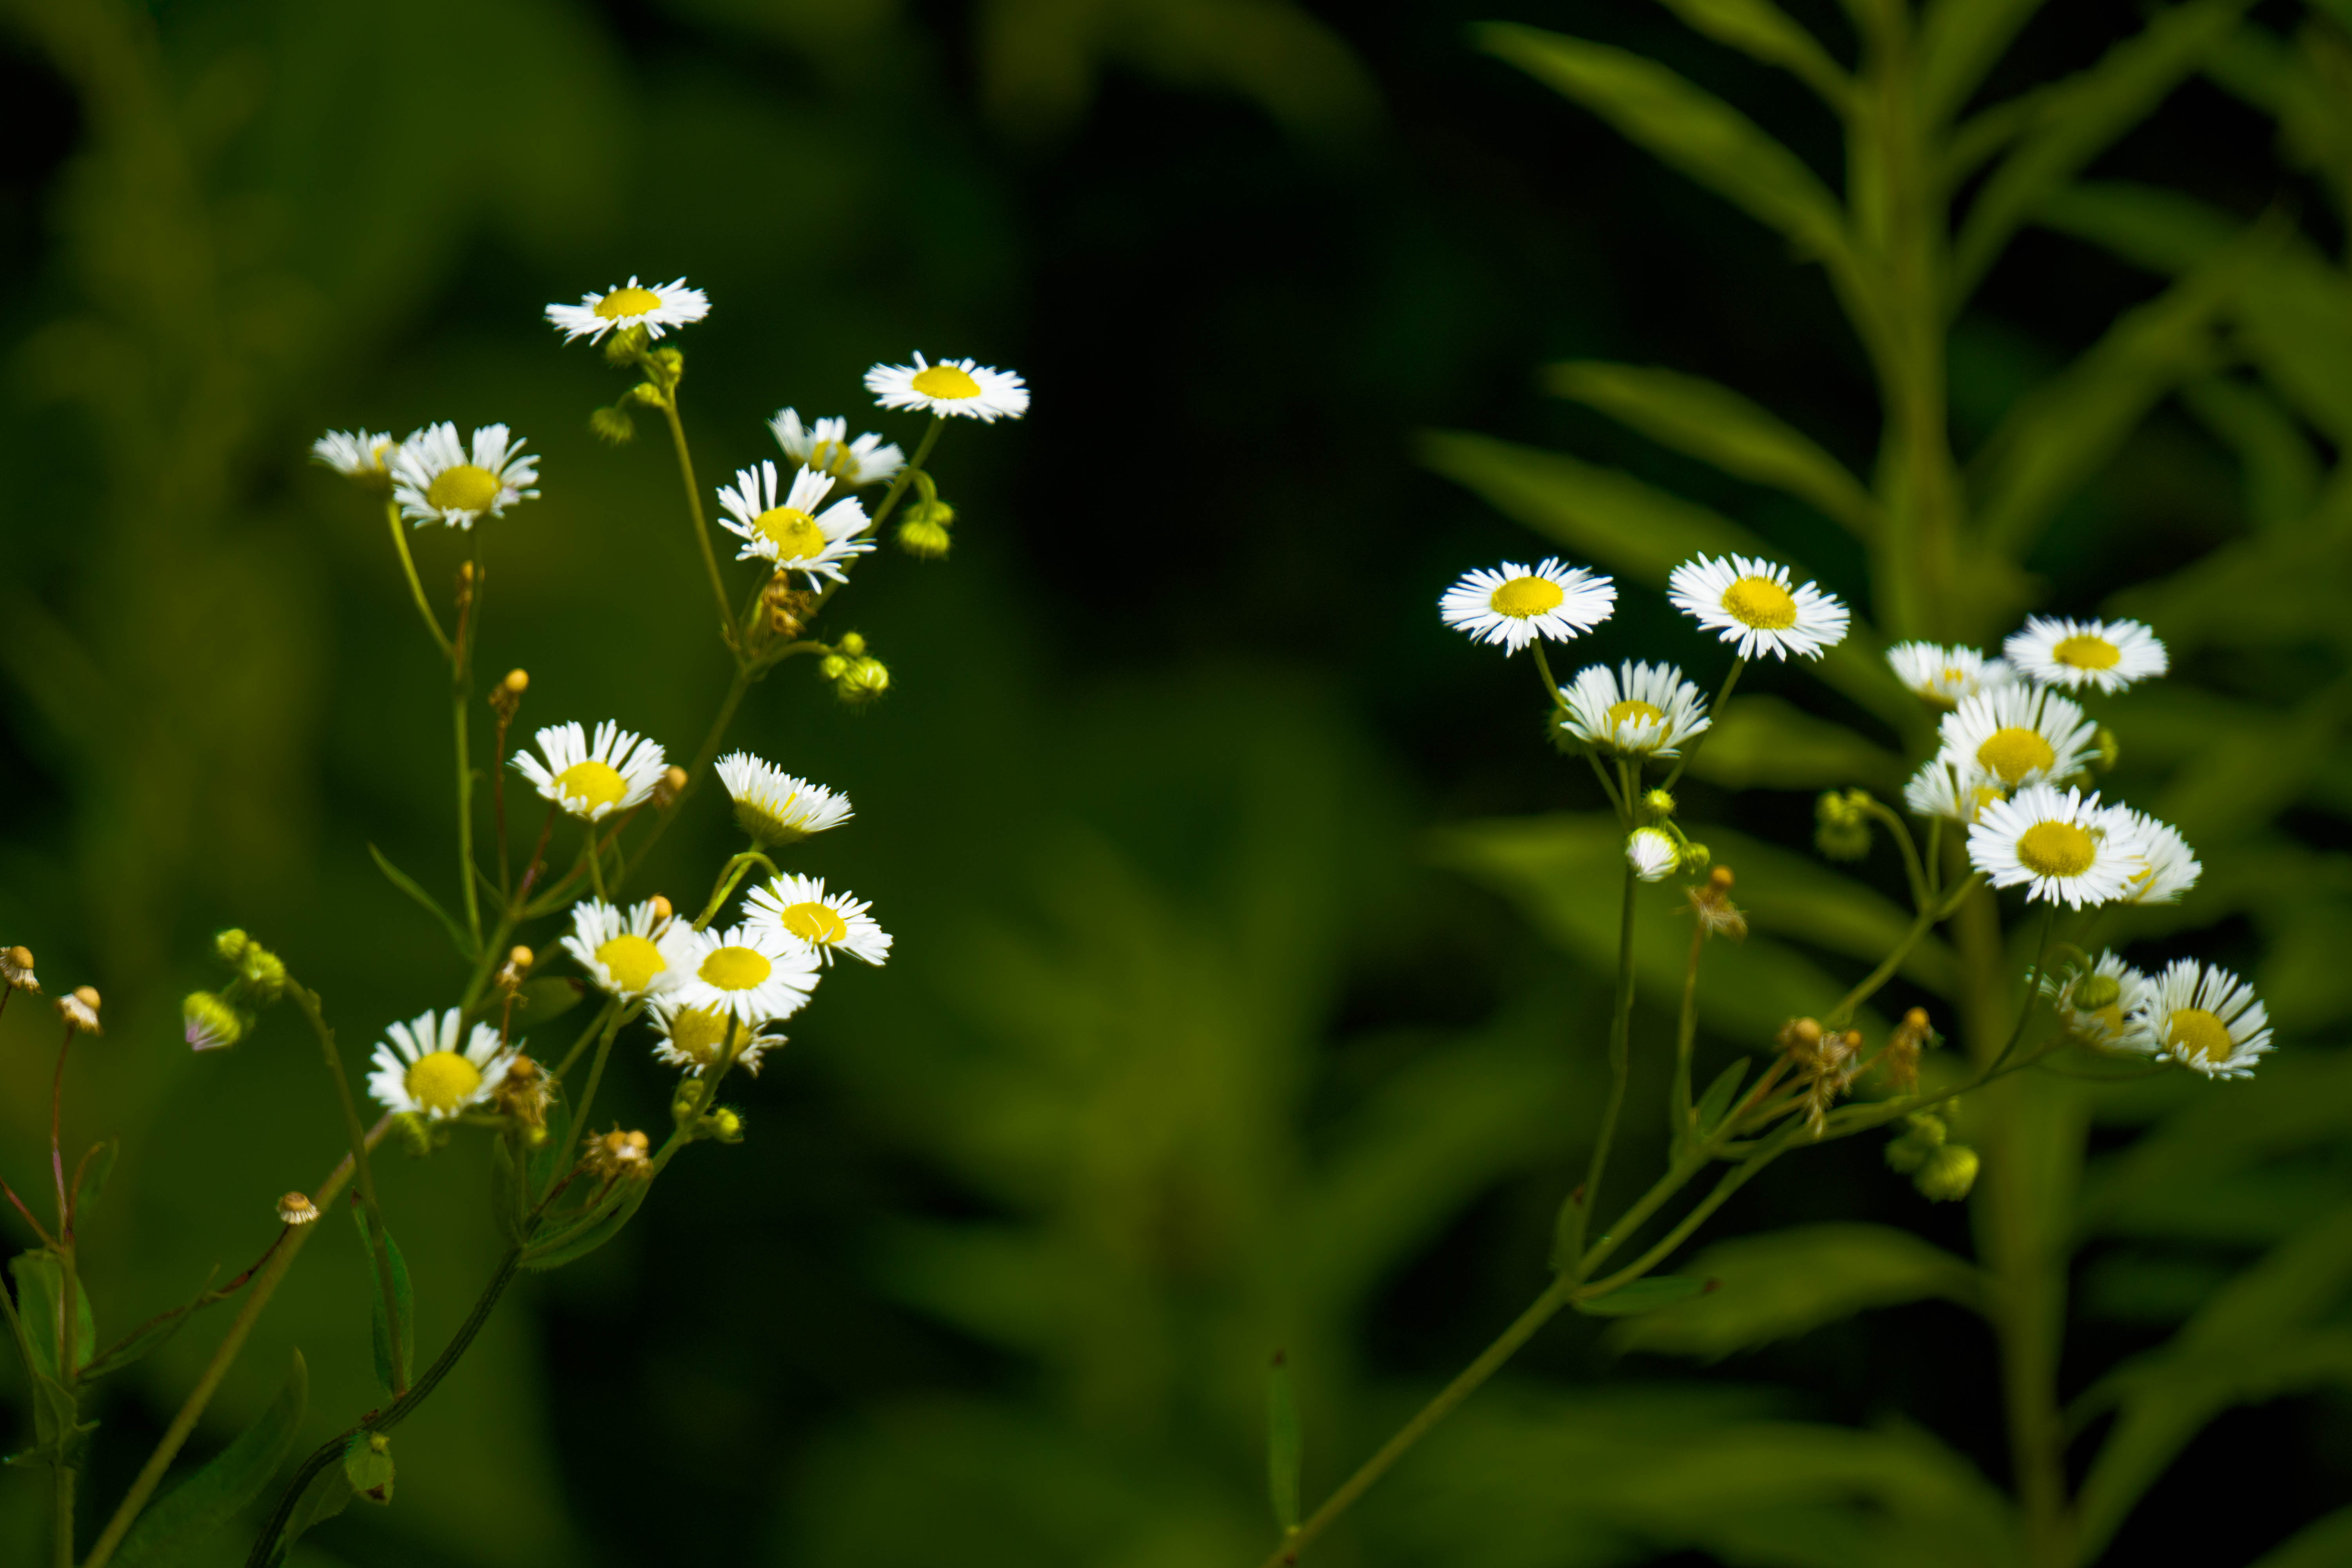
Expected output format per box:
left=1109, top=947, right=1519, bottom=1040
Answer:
left=0, top=0, right=2347, bottom=1564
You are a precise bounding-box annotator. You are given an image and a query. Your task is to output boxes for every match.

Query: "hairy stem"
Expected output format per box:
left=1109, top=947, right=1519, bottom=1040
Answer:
left=286, top=984, right=406, bottom=1397
left=655, top=385, right=738, bottom=654
left=1571, top=858, right=1641, bottom=1272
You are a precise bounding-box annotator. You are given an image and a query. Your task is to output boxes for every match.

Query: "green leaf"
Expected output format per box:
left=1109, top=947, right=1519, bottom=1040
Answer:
left=266, top=1451, right=356, bottom=1566
left=1475, top=24, right=1855, bottom=271
left=71, top=1138, right=118, bottom=1224
left=527, top=1093, right=574, bottom=1203
left=11, top=1251, right=96, bottom=1376
left=509, top=974, right=586, bottom=1035
left=80, top=1281, right=217, bottom=1383
left=113, top=1352, right=307, bottom=1568
left=1611, top=1223, right=1986, bottom=1359
left=1918, top=0, right=2047, bottom=124
left=1545, top=361, right=1878, bottom=537
left=2038, top=180, right=2238, bottom=275
left=1680, top=694, right=1911, bottom=793
left=1651, top=0, right=1851, bottom=106
left=1265, top=1351, right=1301, bottom=1533
left=489, top=1134, right=527, bottom=1247
left=2179, top=376, right=2322, bottom=532
left=347, top=1202, right=414, bottom=1399
left=367, top=841, right=474, bottom=955
left=342, top=1432, right=395, bottom=1505
left=1950, top=0, right=2257, bottom=302
left=2251, top=1504, right=2352, bottom=1568
left=1693, top=1058, right=1750, bottom=1138
left=522, top=1176, right=652, bottom=1271
left=1576, top=1274, right=1712, bottom=1316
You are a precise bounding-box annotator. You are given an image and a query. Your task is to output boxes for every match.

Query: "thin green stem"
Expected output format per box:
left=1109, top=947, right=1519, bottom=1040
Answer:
left=565, top=1005, right=632, bottom=1166
left=550, top=998, right=618, bottom=1083
left=1529, top=642, right=1567, bottom=710
left=1989, top=904, right=2057, bottom=1074
left=652, top=384, right=739, bottom=655
left=583, top=824, right=607, bottom=901
left=1571, top=859, right=1641, bottom=1275
left=381, top=501, right=452, bottom=659
left=1583, top=750, right=1626, bottom=820
left=1824, top=871, right=1985, bottom=1027
left=1670, top=918, right=1705, bottom=1144
left=694, top=850, right=776, bottom=930
left=865, top=416, right=942, bottom=538
left=53, top=1460, right=72, bottom=1568
left=1659, top=655, right=1743, bottom=793
left=622, top=665, right=751, bottom=881
left=84, top=1118, right=392, bottom=1568
left=1585, top=1124, right=1804, bottom=1298
left=1857, top=797, right=1929, bottom=911
left=287, top=984, right=406, bottom=1397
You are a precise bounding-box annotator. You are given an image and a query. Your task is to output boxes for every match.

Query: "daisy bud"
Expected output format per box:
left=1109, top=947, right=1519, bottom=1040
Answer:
left=836, top=657, right=891, bottom=706
left=818, top=654, right=850, bottom=681
left=837, top=632, right=867, bottom=657
left=1814, top=790, right=1873, bottom=862
left=602, top=325, right=646, bottom=365
left=277, top=1191, right=320, bottom=1226
left=3, top=946, right=37, bottom=991
left=1883, top=1112, right=1946, bottom=1174
left=704, top=1106, right=745, bottom=1144
left=653, top=766, right=689, bottom=809
left=58, top=985, right=102, bottom=1034
left=1778, top=1017, right=1823, bottom=1054
left=183, top=991, right=247, bottom=1052
left=1679, top=841, right=1711, bottom=871
left=2092, top=725, right=2120, bottom=773
left=649, top=347, right=683, bottom=379
left=1640, top=788, right=1677, bottom=820
left=1626, top=827, right=1679, bottom=883
left=897, top=515, right=951, bottom=559
left=590, top=406, right=635, bottom=446
left=1913, top=1143, right=1980, bottom=1202
left=392, top=1112, right=434, bottom=1158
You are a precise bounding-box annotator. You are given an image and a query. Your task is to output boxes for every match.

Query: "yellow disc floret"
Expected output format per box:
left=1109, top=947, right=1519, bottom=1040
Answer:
left=427, top=465, right=502, bottom=514
left=910, top=364, right=982, bottom=399
left=755, top=507, right=829, bottom=561
left=2052, top=635, right=2121, bottom=670
left=2016, top=820, right=2096, bottom=878
left=2167, top=1007, right=2233, bottom=1064
left=555, top=760, right=628, bottom=813
left=595, top=934, right=666, bottom=993
left=1977, top=727, right=2056, bottom=784
left=1722, top=577, right=1798, bottom=630
left=1490, top=575, right=1565, bottom=617
left=406, top=1051, right=484, bottom=1115
left=664, top=1005, right=730, bottom=1064
left=1606, top=699, right=1665, bottom=730
left=700, top=946, right=773, bottom=991
left=596, top=286, right=663, bottom=319
left=777, top=901, right=849, bottom=945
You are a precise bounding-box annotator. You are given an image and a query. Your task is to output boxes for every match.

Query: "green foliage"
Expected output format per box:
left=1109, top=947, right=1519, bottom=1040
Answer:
left=112, top=1354, right=307, bottom=1568
left=348, top=1204, right=416, bottom=1401
left=1576, top=1275, right=1711, bottom=1317
left=1265, top=1353, right=1301, bottom=1533
left=1611, top=1225, right=1984, bottom=1359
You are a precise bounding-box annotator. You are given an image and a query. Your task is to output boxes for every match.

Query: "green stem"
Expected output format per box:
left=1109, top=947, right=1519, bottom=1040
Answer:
left=864, top=416, right=942, bottom=538
left=694, top=850, right=777, bottom=930
left=621, top=665, right=751, bottom=882
left=654, top=385, right=739, bottom=655
left=1571, top=858, right=1641, bottom=1274
left=381, top=501, right=452, bottom=659
left=53, top=1459, right=72, bottom=1568
left=550, top=998, right=618, bottom=1083
left=1824, top=871, right=1984, bottom=1027
left=1583, top=750, right=1626, bottom=821
left=564, top=1006, right=632, bottom=1172
left=1858, top=797, right=1930, bottom=911
left=1670, top=918, right=1705, bottom=1144
left=1529, top=642, right=1568, bottom=710
left=83, top=1118, right=393, bottom=1568
left=452, top=545, right=483, bottom=951
left=1659, top=655, right=1744, bottom=793
left=1585, top=1124, right=1804, bottom=1298
left=287, top=984, right=407, bottom=1397
left=1988, top=904, right=2057, bottom=1074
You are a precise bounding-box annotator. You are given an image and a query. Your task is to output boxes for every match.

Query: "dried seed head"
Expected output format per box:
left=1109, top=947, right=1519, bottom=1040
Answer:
left=3, top=946, right=38, bottom=991
left=58, top=985, right=102, bottom=1034
left=278, top=1192, right=320, bottom=1226
left=647, top=894, right=674, bottom=922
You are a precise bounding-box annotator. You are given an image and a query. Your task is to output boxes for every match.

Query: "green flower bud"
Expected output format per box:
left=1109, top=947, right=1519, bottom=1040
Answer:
left=837, top=632, right=867, bottom=657
left=1815, top=792, right=1873, bottom=862
left=1882, top=1112, right=1947, bottom=1175
left=345, top=1432, right=395, bottom=1506
left=702, top=1106, right=745, bottom=1143
left=818, top=653, right=849, bottom=681
left=392, top=1112, right=435, bottom=1158
left=1641, top=788, right=1677, bottom=820
left=2093, top=726, right=2120, bottom=773
left=2072, top=973, right=2122, bottom=1012
left=836, top=657, right=890, bottom=706
left=590, top=406, right=636, bottom=445
left=1913, top=1143, right=1980, bottom=1202
left=897, top=517, right=952, bottom=559
left=236, top=944, right=287, bottom=1002
left=182, top=991, right=247, bottom=1053
left=1679, top=841, right=1711, bottom=871
left=601, top=325, right=646, bottom=366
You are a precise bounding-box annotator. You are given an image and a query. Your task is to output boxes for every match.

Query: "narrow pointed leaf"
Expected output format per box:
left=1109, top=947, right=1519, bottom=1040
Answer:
left=347, top=1202, right=414, bottom=1398
left=2251, top=1504, right=2352, bottom=1568
left=11, top=1251, right=96, bottom=1375
left=71, top=1138, right=118, bottom=1224
left=113, top=1352, right=308, bottom=1568
left=1575, top=1275, right=1711, bottom=1316
left=266, top=1452, right=356, bottom=1566
left=1611, top=1224, right=1987, bottom=1358
left=367, top=841, right=474, bottom=955
left=1653, top=0, right=1850, bottom=105
left=1693, top=1058, right=1751, bottom=1137
left=1918, top=0, right=2049, bottom=123
left=1266, top=1351, right=1302, bottom=1533
left=510, top=975, right=586, bottom=1035
left=522, top=1176, right=652, bottom=1271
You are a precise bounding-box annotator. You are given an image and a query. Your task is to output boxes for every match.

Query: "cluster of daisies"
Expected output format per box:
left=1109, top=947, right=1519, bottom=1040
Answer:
left=1439, top=551, right=2271, bottom=1080
left=368, top=742, right=889, bottom=1121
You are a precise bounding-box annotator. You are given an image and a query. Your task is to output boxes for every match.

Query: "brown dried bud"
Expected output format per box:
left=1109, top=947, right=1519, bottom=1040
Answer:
left=647, top=895, right=674, bottom=922
left=652, top=766, right=690, bottom=808
left=277, top=1192, right=320, bottom=1226
left=762, top=576, right=817, bottom=639
left=489, top=668, right=529, bottom=723
left=581, top=1126, right=653, bottom=1178
left=493, top=1054, right=552, bottom=1128
left=2, top=946, right=36, bottom=991
left=58, top=985, right=102, bottom=1034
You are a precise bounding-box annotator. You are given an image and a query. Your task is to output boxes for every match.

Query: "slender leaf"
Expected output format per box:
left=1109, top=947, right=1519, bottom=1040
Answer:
left=1951, top=0, right=2256, bottom=301
left=1693, top=1058, right=1749, bottom=1137
left=113, top=1352, right=308, bottom=1568
left=343, top=1433, right=395, bottom=1505
left=490, top=1134, right=527, bottom=1247
left=347, top=1202, right=414, bottom=1399
left=1476, top=24, right=1855, bottom=270
left=510, top=974, right=586, bottom=1035
left=2039, top=180, right=2236, bottom=275
left=1612, top=1223, right=1986, bottom=1359
left=71, top=1138, right=118, bottom=1224
left=367, top=841, right=474, bottom=955
left=266, top=1451, right=356, bottom=1566
left=2178, top=376, right=2320, bottom=532
left=1577, top=1275, right=1712, bottom=1316
left=1918, top=0, right=2048, bottom=124
left=1265, top=1352, right=1301, bottom=1532
left=1545, top=360, right=1879, bottom=537
left=2251, top=1504, right=2352, bottom=1568
left=11, top=1251, right=96, bottom=1375
left=1652, top=0, right=1851, bottom=106
left=80, top=1271, right=222, bottom=1382
left=522, top=1176, right=652, bottom=1271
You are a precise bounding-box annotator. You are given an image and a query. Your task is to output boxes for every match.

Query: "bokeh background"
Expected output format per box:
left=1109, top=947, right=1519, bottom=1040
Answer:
left=0, top=0, right=2347, bottom=1564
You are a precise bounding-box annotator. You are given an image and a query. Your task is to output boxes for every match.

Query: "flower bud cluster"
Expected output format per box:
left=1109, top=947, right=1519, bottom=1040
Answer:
left=183, top=929, right=291, bottom=1051
left=1885, top=1110, right=1977, bottom=1201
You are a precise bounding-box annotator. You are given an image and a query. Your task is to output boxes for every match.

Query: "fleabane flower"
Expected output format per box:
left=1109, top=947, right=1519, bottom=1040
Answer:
left=1627, top=827, right=1681, bottom=882
left=744, top=875, right=892, bottom=967
left=716, top=460, right=872, bottom=584
left=715, top=753, right=852, bottom=847
left=2111, top=809, right=2201, bottom=906
left=657, top=922, right=820, bottom=1029
left=312, top=429, right=398, bottom=491
left=1558, top=661, right=1710, bottom=757
left=544, top=276, right=709, bottom=343
left=390, top=422, right=539, bottom=530
left=1967, top=784, right=2149, bottom=908
left=770, top=409, right=904, bottom=487
left=2005, top=616, right=2167, bottom=694
left=1668, top=554, right=1849, bottom=661
left=561, top=898, right=680, bottom=1000
left=367, top=1008, right=516, bottom=1120
left=1439, top=559, right=1616, bottom=653
left=865, top=353, right=1029, bottom=422
left=648, top=998, right=786, bottom=1078
left=1887, top=642, right=2011, bottom=706
left=514, top=721, right=668, bottom=822
left=2041, top=951, right=2155, bottom=1052
left=1938, top=683, right=2097, bottom=791
left=2134, top=959, right=2272, bottom=1079
left=1903, top=758, right=2005, bottom=825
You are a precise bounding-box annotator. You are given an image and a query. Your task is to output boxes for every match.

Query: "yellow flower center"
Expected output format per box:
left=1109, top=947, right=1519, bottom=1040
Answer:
left=1722, top=575, right=1798, bottom=630
left=2167, top=1007, right=2234, bottom=1063
left=406, top=1051, right=483, bottom=1115
left=2052, top=634, right=2120, bottom=670
left=2016, top=820, right=2096, bottom=878
left=426, top=464, right=501, bottom=514
left=910, top=364, right=982, bottom=399
left=777, top=900, right=848, bottom=944
left=595, top=934, right=665, bottom=993
left=700, top=945, right=772, bottom=991
left=595, top=285, right=663, bottom=319
left=554, top=760, right=628, bottom=814
left=1490, top=575, right=1564, bottom=618
left=755, top=506, right=829, bottom=561
left=1606, top=699, right=1665, bottom=731
left=663, top=1005, right=730, bottom=1063
left=1976, top=727, right=2055, bottom=784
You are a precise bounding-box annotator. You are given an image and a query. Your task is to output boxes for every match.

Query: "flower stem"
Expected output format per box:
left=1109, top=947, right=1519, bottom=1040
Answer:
left=865, top=416, right=942, bottom=538
left=287, top=983, right=406, bottom=1397
left=654, top=386, right=738, bottom=655
left=1658, top=655, right=1743, bottom=793
left=381, top=501, right=452, bottom=659
left=1570, top=858, right=1641, bottom=1271
left=1670, top=918, right=1705, bottom=1143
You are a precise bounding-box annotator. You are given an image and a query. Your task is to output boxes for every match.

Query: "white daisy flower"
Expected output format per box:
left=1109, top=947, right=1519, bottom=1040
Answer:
left=1937, top=683, right=2097, bottom=791
left=1627, top=827, right=1680, bottom=883
left=2112, top=809, right=2201, bottom=906
left=1667, top=554, right=1849, bottom=661
left=1439, top=559, right=1617, bottom=654
left=656, top=922, right=820, bottom=1030
left=2041, top=950, right=2156, bottom=1052
left=366, top=1008, right=516, bottom=1120
left=715, top=460, right=873, bottom=584
left=1903, top=758, right=2005, bottom=825
left=2134, top=958, right=2272, bottom=1079
left=715, top=753, right=852, bottom=847
left=389, top=422, right=539, bottom=530
left=770, top=409, right=904, bottom=488
left=543, top=276, right=709, bottom=344
left=1557, top=661, right=1711, bottom=757
left=513, top=721, right=668, bottom=822
left=560, top=898, right=681, bottom=1000
left=647, top=998, right=786, bottom=1078
left=743, top=875, right=892, bottom=967
left=864, top=353, right=1029, bottom=422
left=2004, top=616, right=2168, bottom=694
left=1967, top=784, right=2150, bottom=909
left=1887, top=642, right=2013, bottom=706
left=312, top=429, right=399, bottom=490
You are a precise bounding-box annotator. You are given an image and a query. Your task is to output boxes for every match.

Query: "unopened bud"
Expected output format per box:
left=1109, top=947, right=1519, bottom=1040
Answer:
left=1641, top=788, right=1677, bottom=819
left=183, top=991, right=247, bottom=1052
left=703, top=1106, right=745, bottom=1143
left=1784, top=1018, right=1822, bottom=1050
left=1708, top=866, right=1734, bottom=892
left=653, top=766, right=689, bottom=808
left=647, top=895, right=674, bottom=922
left=392, top=1111, right=434, bottom=1158
left=2092, top=726, right=2120, bottom=773
left=1815, top=791, right=1873, bottom=862
left=590, top=405, right=635, bottom=446
left=1679, top=841, right=1711, bottom=871
left=897, top=516, right=951, bottom=559
left=818, top=653, right=849, bottom=681
left=836, top=658, right=890, bottom=706
left=509, top=946, right=533, bottom=971
left=1883, top=1112, right=1946, bottom=1174
left=277, top=1192, right=319, bottom=1226
left=502, top=668, right=529, bottom=696
left=2073, top=974, right=2122, bottom=1012
left=602, top=325, right=646, bottom=366
left=1913, top=1143, right=1980, bottom=1202
left=837, top=632, right=867, bottom=657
